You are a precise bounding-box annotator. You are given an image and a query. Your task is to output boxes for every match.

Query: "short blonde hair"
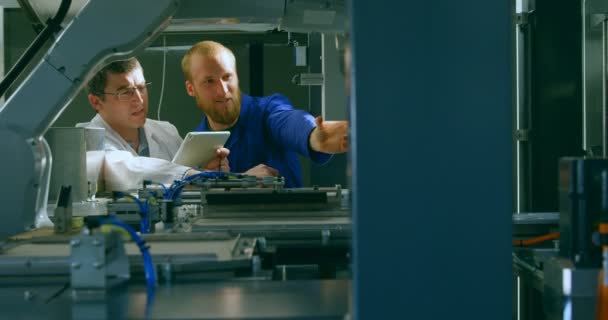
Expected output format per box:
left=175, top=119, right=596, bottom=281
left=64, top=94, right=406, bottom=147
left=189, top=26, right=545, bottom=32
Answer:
left=181, top=40, right=235, bottom=81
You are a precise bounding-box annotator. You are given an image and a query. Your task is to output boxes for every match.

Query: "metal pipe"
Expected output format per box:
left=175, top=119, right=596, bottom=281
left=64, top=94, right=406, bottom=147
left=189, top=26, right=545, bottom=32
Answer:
left=603, top=19, right=608, bottom=156
left=515, top=12, right=524, bottom=212
left=515, top=1, right=532, bottom=213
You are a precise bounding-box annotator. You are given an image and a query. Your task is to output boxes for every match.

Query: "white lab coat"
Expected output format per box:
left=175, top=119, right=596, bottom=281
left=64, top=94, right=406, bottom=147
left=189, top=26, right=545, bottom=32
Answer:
left=79, top=114, right=190, bottom=191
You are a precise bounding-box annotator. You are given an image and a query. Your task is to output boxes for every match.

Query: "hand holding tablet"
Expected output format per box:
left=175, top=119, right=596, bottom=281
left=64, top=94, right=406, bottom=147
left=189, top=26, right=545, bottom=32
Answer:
left=172, top=131, right=230, bottom=168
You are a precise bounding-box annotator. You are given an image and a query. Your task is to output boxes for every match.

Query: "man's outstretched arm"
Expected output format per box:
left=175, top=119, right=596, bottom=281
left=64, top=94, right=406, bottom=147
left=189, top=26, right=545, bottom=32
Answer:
left=308, top=116, right=348, bottom=154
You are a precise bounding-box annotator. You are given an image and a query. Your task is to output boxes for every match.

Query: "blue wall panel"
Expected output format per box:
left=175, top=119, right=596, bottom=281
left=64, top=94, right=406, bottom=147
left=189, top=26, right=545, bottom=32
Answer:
left=351, top=1, right=512, bottom=319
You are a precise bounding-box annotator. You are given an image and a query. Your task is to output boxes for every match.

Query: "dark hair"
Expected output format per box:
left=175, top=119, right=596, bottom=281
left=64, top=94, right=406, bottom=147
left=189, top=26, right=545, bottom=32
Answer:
left=86, top=58, right=141, bottom=100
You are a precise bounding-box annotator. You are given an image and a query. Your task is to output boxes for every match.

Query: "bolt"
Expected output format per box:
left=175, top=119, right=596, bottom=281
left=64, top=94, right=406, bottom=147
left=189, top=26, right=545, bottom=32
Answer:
left=321, top=230, right=331, bottom=245
left=23, top=291, right=35, bottom=301
left=257, top=238, right=267, bottom=250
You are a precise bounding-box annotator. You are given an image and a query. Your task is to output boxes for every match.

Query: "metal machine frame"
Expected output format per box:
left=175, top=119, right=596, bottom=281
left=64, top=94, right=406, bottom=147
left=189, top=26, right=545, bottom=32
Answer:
left=0, top=0, right=178, bottom=240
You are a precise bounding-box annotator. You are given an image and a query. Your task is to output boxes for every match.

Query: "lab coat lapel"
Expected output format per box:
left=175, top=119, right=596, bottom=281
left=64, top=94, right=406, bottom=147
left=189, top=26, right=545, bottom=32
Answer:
left=91, top=114, right=137, bottom=156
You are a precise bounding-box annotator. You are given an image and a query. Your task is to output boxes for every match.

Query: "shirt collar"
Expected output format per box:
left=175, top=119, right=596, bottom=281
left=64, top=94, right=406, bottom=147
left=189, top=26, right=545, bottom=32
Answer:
left=129, top=127, right=149, bottom=156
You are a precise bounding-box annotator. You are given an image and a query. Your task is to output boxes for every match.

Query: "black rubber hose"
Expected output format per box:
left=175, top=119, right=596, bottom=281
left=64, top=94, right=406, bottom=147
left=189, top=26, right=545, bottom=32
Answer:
left=0, top=0, right=72, bottom=98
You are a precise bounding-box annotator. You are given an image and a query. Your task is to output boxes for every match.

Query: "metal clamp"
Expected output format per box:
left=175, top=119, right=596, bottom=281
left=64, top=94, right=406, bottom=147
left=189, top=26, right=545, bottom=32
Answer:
left=291, top=73, right=324, bottom=86
left=514, top=129, right=530, bottom=142
left=70, top=230, right=129, bottom=290
left=515, top=11, right=534, bottom=27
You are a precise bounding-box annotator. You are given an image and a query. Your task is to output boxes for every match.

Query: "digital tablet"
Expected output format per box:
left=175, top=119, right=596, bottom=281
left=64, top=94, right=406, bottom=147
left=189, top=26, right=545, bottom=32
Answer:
left=172, top=131, right=230, bottom=168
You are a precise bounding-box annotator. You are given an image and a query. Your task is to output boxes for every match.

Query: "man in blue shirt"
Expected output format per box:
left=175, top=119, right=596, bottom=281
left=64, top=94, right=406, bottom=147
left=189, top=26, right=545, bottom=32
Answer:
left=181, top=40, right=348, bottom=188
left=83, top=58, right=230, bottom=190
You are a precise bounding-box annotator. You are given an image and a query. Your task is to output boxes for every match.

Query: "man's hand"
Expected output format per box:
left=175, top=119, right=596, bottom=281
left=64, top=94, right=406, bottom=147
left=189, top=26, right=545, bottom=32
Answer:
left=243, top=164, right=279, bottom=178
left=203, top=147, right=230, bottom=171
left=184, top=168, right=202, bottom=178
left=309, top=116, right=348, bottom=154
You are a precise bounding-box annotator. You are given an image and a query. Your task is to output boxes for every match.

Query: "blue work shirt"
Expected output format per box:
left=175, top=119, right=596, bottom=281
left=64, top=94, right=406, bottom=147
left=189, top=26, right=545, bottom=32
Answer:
left=194, top=93, right=331, bottom=188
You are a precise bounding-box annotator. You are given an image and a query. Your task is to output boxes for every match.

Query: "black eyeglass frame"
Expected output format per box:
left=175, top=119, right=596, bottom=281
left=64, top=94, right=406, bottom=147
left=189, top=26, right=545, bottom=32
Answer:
left=99, top=82, right=152, bottom=101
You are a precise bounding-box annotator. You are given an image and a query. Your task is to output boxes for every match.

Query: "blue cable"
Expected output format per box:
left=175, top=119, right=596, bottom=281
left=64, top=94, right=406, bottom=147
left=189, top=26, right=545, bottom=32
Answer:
left=115, top=192, right=146, bottom=212
left=167, top=171, right=229, bottom=200
left=114, top=192, right=151, bottom=234
left=143, top=180, right=169, bottom=198
left=101, top=215, right=156, bottom=290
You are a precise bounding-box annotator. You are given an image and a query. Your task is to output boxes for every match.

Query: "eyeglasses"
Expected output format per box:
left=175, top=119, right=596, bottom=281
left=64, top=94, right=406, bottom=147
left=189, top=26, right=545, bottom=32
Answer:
left=101, top=82, right=152, bottom=101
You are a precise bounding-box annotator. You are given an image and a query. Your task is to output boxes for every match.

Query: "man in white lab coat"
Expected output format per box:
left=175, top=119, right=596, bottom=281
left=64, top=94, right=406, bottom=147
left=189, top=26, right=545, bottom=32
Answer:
left=81, top=58, right=229, bottom=191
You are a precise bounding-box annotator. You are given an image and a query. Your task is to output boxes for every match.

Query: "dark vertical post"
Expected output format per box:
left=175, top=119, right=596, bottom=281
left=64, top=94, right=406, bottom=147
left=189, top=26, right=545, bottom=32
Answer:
left=249, top=42, right=264, bottom=96
left=350, top=1, right=513, bottom=319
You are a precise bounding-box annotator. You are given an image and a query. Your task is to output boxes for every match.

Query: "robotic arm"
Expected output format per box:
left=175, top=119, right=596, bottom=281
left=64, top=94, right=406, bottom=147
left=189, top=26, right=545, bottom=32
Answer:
left=0, top=0, right=178, bottom=239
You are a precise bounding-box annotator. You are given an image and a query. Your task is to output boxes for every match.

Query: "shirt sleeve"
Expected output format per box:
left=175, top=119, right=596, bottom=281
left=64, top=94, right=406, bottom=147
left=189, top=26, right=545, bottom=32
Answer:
left=264, top=94, right=332, bottom=164
left=101, top=150, right=190, bottom=191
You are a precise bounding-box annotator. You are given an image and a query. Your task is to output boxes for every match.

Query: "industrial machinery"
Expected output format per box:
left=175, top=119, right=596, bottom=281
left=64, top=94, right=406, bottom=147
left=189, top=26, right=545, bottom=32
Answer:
left=513, top=158, right=608, bottom=320
left=0, top=0, right=352, bottom=318
left=0, top=170, right=351, bottom=318
left=511, top=0, right=608, bottom=318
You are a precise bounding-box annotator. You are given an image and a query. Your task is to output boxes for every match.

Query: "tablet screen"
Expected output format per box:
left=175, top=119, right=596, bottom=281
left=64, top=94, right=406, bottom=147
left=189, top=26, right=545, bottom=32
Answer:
left=171, top=131, right=230, bottom=168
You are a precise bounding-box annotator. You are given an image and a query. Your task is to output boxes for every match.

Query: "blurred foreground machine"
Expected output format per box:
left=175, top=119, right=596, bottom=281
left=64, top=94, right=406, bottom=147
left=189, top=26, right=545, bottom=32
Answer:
left=0, top=0, right=351, bottom=318
left=512, top=0, right=608, bottom=318
left=106, top=174, right=351, bottom=278
left=513, top=158, right=608, bottom=320
left=0, top=174, right=351, bottom=319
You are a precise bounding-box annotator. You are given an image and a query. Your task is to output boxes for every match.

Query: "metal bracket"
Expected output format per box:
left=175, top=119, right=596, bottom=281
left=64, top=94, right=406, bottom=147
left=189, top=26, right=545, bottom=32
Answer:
left=321, top=229, right=331, bottom=246
left=230, top=235, right=257, bottom=259
left=515, top=129, right=530, bottom=142
left=515, top=11, right=534, bottom=27
left=70, top=231, right=130, bottom=290
left=591, top=13, right=608, bottom=28
left=292, top=73, right=324, bottom=86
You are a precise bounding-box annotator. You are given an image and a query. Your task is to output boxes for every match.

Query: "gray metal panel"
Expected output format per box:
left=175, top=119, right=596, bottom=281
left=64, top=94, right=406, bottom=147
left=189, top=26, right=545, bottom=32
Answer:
left=0, top=279, right=350, bottom=319
left=582, top=0, right=608, bottom=154
left=174, top=0, right=284, bottom=20
left=168, top=0, right=285, bottom=32
left=513, top=0, right=533, bottom=213
left=0, top=235, right=255, bottom=277
left=280, top=0, right=346, bottom=33
left=145, top=280, right=350, bottom=319
left=0, top=132, right=40, bottom=238
left=583, top=0, right=605, bottom=151
left=0, top=1, right=19, bottom=8
left=44, top=0, right=178, bottom=85
left=586, top=0, right=608, bottom=14
left=322, top=33, right=348, bottom=121
left=512, top=212, right=559, bottom=224
left=45, top=128, right=87, bottom=202
left=0, top=61, right=76, bottom=136
left=15, top=0, right=88, bottom=25
left=192, top=216, right=351, bottom=235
